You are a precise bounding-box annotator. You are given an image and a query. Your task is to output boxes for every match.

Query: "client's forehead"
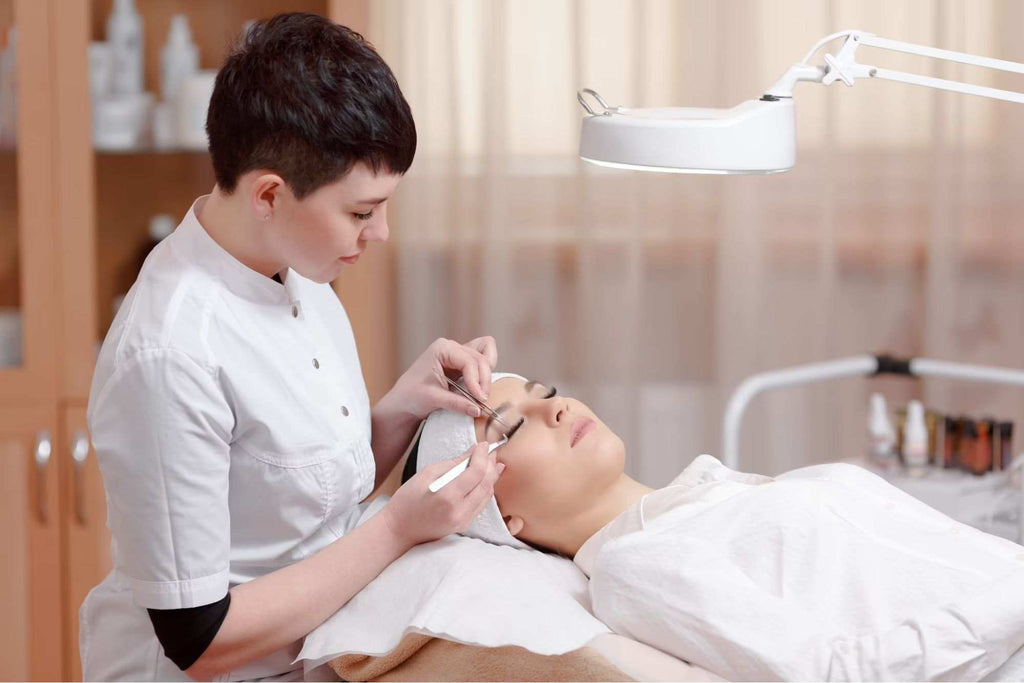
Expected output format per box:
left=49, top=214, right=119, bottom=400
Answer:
left=489, top=377, right=548, bottom=405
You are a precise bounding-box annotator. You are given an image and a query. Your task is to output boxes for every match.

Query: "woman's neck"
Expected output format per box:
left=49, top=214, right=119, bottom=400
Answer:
left=546, top=474, right=653, bottom=558
left=198, top=186, right=285, bottom=279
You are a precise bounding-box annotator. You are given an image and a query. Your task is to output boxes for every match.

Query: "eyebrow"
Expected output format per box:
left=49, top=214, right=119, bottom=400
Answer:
left=354, top=197, right=388, bottom=206
left=484, top=380, right=542, bottom=433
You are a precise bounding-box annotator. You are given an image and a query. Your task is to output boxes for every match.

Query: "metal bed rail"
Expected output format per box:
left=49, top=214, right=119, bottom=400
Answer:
left=721, top=354, right=1024, bottom=540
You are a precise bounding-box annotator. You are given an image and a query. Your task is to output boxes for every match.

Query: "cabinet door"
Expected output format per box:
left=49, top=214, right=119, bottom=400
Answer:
left=0, top=0, right=57, bottom=402
left=0, top=405, right=63, bottom=681
left=60, top=405, right=111, bottom=682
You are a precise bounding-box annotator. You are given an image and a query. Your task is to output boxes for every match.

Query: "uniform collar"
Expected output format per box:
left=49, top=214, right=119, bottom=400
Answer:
left=171, top=195, right=300, bottom=305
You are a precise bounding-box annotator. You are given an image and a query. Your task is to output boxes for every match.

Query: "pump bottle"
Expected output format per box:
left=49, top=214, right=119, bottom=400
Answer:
left=107, top=0, right=144, bottom=95
left=867, top=393, right=896, bottom=469
left=903, top=400, right=929, bottom=474
left=161, top=14, right=199, bottom=103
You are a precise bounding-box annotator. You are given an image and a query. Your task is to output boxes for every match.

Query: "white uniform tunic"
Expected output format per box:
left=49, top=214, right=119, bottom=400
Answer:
left=575, top=455, right=1024, bottom=681
left=81, top=197, right=376, bottom=681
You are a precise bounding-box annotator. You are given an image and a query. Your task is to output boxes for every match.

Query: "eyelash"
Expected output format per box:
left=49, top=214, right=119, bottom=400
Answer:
left=354, top=211, right=374, bottom=221
left=503, top=386, right=557, bottom=441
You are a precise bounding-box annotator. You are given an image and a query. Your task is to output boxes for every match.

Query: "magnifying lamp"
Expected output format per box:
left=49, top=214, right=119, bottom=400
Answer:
left=578, top=30, right=1024, bottom=174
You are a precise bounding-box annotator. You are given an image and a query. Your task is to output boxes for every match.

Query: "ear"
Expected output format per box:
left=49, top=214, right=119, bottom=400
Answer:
left=251, top=173, right=287, bottom=219
left=503, top=515, right=524, bottom=536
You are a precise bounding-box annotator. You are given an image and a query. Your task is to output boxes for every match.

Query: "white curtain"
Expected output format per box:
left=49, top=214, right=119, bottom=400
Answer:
left=367, top=0, right=1024, bottom=482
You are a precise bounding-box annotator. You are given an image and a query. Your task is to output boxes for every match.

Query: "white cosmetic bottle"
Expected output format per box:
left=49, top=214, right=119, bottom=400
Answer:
left=176, top=70, right=218, bottom=150
left=107, top=0, right=144, bottom=95
left=867, top=393, right=896, bottom=469
left=903, top=400, right=929, bottom=474
left=160, top=14, right=199, bottom=103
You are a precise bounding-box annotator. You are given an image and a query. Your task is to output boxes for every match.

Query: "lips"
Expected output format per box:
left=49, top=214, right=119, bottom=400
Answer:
left=339, top=252, right=362, bottom=264
left=570, top=417, right=595, bottom=448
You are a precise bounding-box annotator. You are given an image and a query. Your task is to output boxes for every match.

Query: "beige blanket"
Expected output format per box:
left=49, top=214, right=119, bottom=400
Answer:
left=329, top=632, right=632, bottom=682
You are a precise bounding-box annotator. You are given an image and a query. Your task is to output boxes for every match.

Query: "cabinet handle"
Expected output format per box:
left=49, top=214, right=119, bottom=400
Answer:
left=34, top=431, right=52, bottom=524
left=71, top=430, right=90, bottom=524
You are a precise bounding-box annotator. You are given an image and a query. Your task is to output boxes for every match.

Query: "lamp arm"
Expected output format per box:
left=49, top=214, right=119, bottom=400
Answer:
left=764, top=30, right=1024, bottom=104
left=762, top=64, right=826, bottom=99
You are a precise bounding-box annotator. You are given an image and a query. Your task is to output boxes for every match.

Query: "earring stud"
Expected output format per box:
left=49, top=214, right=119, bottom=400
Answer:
left=264, top=214, right=270, bottom=220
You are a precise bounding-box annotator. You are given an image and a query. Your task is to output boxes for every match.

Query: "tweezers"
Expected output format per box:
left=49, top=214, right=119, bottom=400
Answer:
left=428, top=436, right=507, bottom=493
left=444, top=375, right=512, bottom=432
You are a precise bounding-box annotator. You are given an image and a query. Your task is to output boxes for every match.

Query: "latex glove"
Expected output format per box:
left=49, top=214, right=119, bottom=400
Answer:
left=385, top=336, right=498, bottom=420
left=382, top=442, right=506, bottom=547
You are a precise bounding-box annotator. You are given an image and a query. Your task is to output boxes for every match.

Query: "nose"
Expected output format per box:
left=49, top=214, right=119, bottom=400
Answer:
left=521, top=397, right=566, bottom=427
left=363, top=219, right=389, bottom=243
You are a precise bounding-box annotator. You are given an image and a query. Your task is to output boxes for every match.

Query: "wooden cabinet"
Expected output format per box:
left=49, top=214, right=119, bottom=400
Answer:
left=0, top=402, right=107, bottom=682
left=2, top=0, right=388, bottom=678
left=0, top=406, right=62, bottom=681
left=0, top=0, right=63, bottom=677
left=60, top=404, right=110, bottom=683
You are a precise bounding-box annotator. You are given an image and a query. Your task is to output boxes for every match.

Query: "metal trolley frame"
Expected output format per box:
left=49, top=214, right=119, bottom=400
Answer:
left=722, top=354, right=1024, bottom=541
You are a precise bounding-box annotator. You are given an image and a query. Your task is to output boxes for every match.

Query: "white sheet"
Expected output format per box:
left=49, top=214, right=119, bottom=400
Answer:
left=296, top=496, right=609, bottom=671
left=586, top=457, right=1024, bottom=681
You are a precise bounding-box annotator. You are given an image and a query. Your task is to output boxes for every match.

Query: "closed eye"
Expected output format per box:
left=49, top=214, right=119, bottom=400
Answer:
left=505, top=418, right=525, bottom=440
left=504, top=386, right=557, bottom=441
left=354, top=211, right=374, bottom=221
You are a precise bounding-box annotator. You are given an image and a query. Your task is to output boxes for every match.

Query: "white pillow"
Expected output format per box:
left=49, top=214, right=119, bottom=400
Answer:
left=296, top=497, right=609, bottom=670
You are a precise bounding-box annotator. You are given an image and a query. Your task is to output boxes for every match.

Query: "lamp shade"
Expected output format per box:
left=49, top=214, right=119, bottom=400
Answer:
left=579, top=98, right=796, bottom=174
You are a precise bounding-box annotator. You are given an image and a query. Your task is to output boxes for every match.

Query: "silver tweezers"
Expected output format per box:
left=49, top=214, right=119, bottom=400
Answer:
left=430, top=376, right=511, bottom=494
left=444, top=375, right=512, bottom=433
left=428, top=436, right=507, bottom=493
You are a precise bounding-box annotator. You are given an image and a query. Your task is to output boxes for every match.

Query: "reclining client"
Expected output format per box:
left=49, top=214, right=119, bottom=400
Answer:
left=403, top=372, right=1024, bottom=682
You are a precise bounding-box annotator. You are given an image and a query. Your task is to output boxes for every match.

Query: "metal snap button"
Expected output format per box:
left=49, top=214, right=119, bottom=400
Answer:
left=312, top=358, right=320, bottom=369
left=341, top=405, right=350, bottom=417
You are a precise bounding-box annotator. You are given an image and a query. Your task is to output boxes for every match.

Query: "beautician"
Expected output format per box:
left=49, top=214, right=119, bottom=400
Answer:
left=81, top=13, right=503, bottom=681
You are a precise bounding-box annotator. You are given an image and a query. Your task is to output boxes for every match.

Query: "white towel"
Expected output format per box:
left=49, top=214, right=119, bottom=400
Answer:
left=411, top=370, right=536, bottom=552
left=415, top=371, right=532, bottom=550
left=296, top=497, right=609, bottom=670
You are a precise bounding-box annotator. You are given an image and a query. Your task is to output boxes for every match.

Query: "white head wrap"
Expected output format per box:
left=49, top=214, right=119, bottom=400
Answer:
left=417, top=372, right=532, bottom=550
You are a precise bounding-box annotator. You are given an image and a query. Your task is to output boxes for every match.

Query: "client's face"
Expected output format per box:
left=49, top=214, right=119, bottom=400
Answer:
left=473, top=377, right=626, bottom=539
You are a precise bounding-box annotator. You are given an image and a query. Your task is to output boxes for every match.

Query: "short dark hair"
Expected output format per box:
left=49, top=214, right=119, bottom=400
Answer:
left=206, top=12, right=416, bottom=199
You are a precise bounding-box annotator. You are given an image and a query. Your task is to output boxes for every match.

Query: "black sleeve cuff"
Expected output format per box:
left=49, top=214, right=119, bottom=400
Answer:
left=147, top=592, right=232, bottom=671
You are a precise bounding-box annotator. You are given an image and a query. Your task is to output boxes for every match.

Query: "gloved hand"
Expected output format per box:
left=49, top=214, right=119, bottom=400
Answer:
left=384, top=336, right=498, bottom=420
left=382, top=442, right=505, bottom=547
